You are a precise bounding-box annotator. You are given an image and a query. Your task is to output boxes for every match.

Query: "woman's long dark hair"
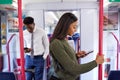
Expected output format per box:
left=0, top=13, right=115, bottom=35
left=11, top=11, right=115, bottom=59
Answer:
left=51, top=12, right=78, bottom=42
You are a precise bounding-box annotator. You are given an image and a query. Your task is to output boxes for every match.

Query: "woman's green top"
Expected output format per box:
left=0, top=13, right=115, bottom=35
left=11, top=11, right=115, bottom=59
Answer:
left=50, top=39, right=97, bottom=80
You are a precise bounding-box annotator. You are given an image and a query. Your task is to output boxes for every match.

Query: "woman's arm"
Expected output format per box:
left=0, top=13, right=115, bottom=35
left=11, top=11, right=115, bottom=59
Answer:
left=50, top=39, right=97, bottom=75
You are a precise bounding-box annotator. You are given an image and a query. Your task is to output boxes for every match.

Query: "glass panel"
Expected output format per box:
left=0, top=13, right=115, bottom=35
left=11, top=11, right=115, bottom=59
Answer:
left=103, top=0, right=120, bottom=80
left=44, top=10, right=81, bottom=34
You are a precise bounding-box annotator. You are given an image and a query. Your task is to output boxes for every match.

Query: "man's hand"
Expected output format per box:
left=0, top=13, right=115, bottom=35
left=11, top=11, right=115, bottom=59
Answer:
left=24, top=48, right=32, bottom=53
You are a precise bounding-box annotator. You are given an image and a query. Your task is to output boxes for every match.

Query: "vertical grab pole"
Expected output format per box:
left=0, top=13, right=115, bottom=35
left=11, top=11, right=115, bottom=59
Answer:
left=18, top=0, right=26, bottom=80
left=99, top=0, right=103, bottom=80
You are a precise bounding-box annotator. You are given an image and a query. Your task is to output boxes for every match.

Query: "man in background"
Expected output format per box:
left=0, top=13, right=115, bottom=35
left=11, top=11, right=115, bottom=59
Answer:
left=23, top=16, right=49, bottom=80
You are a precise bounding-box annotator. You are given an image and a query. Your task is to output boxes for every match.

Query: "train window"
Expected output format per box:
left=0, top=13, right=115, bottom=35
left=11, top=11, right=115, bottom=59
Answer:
left=44, top=10, right=81, bottom=34
left=103, top=1, right=120, bottom=79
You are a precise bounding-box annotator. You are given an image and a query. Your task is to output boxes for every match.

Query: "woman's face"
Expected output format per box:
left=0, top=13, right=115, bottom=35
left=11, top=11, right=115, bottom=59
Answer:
left=67, top=21, right=78, bottom=36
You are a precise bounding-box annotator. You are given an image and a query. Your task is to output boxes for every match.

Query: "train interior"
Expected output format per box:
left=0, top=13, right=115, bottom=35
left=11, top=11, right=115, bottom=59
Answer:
left=0, top=0, right=120, bottom=80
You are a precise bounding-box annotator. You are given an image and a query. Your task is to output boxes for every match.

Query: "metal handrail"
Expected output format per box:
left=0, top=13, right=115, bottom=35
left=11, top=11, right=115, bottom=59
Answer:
left=6, top=34, right=16, bottom=72
left=110, top=32, right=119, bottom=70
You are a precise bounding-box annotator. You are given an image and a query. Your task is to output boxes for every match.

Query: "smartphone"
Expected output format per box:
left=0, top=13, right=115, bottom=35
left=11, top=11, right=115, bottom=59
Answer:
left=24, top=47, right=31, bottom=53
left=86, top=50, right=94, bottom=55
left=24, top=47, right=28, bottom=50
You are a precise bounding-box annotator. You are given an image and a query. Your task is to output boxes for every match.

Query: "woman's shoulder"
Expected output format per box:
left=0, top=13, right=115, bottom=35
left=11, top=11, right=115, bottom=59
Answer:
left=51, top=39, right=66, bottom=44
left=50, top=39, right=67, bottom=48
left=51, top=39, right=60, bottom=44
left=51, top=39, right=65, bottom=46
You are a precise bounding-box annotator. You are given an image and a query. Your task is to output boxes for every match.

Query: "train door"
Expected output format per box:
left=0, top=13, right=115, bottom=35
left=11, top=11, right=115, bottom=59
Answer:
left=103, top=0, right=120, bottom=80
left=44, top=10, right=81, bottom=80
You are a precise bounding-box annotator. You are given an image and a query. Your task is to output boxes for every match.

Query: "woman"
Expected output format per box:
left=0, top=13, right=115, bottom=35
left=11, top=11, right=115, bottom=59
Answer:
left=50, top=13, right=104, bottom=80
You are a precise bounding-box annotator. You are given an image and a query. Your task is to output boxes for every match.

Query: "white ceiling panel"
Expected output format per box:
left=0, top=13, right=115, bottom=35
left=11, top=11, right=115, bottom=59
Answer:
left=0, top=0, right=97, bottom=11
left=22, top=0, right=60, bottom=5
left=22, top=0, right=60, bottom=4
left=22, top=0, right=60, bottom=9
left=63, top=0, right=97, bottom=2
left=22, top=0, right=98, bottom=9
left=22, top=0, right=97, bottom=4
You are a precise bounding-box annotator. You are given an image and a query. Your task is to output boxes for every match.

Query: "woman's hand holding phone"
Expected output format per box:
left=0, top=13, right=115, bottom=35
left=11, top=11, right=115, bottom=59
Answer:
left=85, top=51, right=94, bottom=55
left=76, top=50, right=93, bottom=58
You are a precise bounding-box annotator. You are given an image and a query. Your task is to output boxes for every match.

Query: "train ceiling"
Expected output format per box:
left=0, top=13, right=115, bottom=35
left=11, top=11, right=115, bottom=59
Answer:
left=0, top=0, right=97, bottom=11
left=0, top=0, right=120, bottom=12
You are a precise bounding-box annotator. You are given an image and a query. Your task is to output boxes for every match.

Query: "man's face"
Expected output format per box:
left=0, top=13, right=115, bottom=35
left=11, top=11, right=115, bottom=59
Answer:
left=25, top=23, right=35, bottom=33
